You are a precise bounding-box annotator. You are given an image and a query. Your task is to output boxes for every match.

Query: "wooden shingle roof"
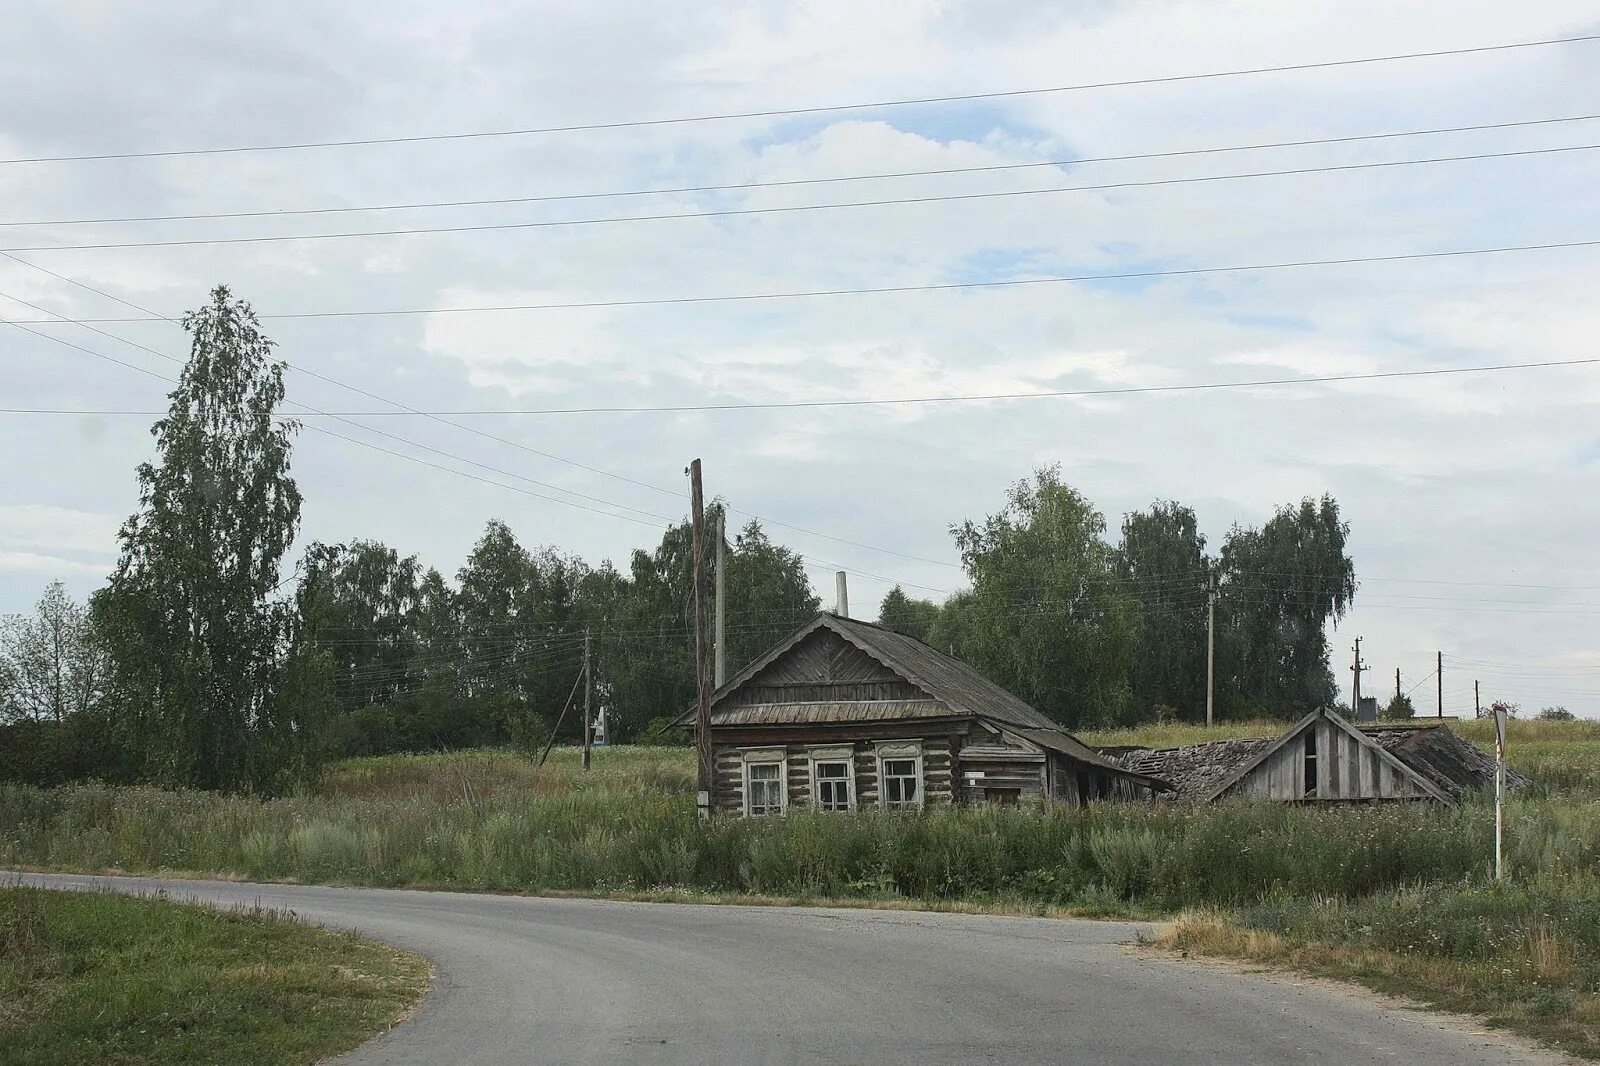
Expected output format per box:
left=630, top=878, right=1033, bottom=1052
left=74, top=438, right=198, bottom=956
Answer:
left=693, top=613, right=1138, bottom=775
left=1368, top=723, right=1528, bottom=799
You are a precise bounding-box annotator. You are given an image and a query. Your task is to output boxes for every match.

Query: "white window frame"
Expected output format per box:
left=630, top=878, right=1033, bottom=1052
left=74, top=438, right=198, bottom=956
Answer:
left=741, top=747, right=788, bottom=817
left=808, top=745, right=856, bottom=812
left=875, top=741, right=925, bottom=810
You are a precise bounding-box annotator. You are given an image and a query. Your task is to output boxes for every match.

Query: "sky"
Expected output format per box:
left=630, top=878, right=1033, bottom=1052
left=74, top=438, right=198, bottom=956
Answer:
left=3, top=0, right=1599, bottom=718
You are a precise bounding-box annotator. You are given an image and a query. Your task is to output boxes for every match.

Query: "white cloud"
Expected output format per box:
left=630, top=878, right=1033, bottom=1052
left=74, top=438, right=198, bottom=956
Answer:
left=3, top=0, right=1599, bottom=713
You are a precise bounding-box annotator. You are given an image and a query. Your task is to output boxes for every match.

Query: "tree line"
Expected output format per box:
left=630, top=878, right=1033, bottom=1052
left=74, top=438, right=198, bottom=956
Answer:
left=2, top=287, right=1370, bottom=793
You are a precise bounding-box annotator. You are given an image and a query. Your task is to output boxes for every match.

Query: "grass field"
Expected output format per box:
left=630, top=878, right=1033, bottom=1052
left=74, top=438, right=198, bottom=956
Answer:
left=1, top=718, right=1595, bottom=1056
left=0, top=885, right=427, bottom=1066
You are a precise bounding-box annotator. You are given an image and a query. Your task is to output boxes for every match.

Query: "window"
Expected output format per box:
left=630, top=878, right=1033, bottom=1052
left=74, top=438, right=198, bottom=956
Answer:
left=747, top=764, right=784, bottom=815
left=1302, top=730, right=1318, bottom=798
left=882, top=759, right=920, bottom=808
left=742, top=749, right=787, bottom=816
left=813, top=762, right=854, bottom=811
left=875, top=742, right=924, bottom=810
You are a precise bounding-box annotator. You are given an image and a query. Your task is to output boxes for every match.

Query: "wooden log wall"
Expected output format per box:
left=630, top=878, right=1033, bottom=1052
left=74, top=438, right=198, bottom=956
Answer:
left=711, top=736, right=956, bottom=814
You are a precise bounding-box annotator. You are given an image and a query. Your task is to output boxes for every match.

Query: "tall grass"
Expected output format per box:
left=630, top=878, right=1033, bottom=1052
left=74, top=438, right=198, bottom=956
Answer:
left=2, top=777, right=1595, bottom=912
left=1, top=720, right=1594, bottom=913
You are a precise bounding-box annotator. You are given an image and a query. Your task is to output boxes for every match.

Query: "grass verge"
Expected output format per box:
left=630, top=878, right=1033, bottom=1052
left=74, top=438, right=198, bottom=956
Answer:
left=0, top=885, right=427, bottom=1066
left=1154, top=882, right=1600, bottom=1060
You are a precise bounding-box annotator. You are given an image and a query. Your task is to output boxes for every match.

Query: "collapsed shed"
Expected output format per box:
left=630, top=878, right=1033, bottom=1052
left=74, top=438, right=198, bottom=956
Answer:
left=1114, top=707, right=1518, bottom=805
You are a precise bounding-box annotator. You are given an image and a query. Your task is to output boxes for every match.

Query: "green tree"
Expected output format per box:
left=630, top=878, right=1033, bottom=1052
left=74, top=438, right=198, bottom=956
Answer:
left=950, top=467, right=1138, bottom=728
left=93, top=286, right=313, bottom=792
left=1536, top=705, right=1576, bottom=721
left=724, top=513, right=819, bottom=669
left=0, top=581, right=107, bottom=723
left=1381, top=691, right=1417, bottom=720
left=1115, top=502, right=1209, bottom=721
left=296, top=541, right=423, bottom=710
left=1215, top=496, right=1356, bottom=719
left=877, top=586, right=942, bottom=643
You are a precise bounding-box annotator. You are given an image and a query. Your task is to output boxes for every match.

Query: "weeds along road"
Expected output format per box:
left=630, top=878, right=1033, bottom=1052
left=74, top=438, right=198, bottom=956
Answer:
left=15, top=873, right=1571, bottom=1066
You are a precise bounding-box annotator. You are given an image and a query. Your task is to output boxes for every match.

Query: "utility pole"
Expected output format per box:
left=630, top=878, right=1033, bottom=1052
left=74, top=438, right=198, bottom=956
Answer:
left=1351, top=637, right=1365, bottom=716
left=1475, top=679, right=1481, bottom=719
left=1205, top=571, right=1216, bottom=728
left=1395, top=667, right=1401, bottom=703
left=1493, top=702, right=1508, bottom=881
left=835, top=571, right=849, bottom=618
left=689, top=459, right=713, bottom=822
left=1437, top=650, right=1443, bottom=718
left=581, top=627, right=592, bottom=772
left=714, top=509, right=727, bottom=688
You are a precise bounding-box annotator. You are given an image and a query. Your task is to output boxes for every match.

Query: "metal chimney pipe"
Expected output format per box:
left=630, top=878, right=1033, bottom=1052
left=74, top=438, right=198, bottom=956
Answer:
left=834, top=571, right=849, bottom=618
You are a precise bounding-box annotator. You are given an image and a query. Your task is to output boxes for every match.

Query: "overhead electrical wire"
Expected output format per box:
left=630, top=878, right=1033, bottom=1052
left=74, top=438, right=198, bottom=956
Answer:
left=7, top=142, right=1597, bottom=254
left=3, top=308, right=956, bottom=594
left=16, top=238, right=1599, bottom=324
left=6, top=355, right=1596, bottom=418
left=0, top=252, right=968, bottom=574
left=3, top=32, right=1595, bottom=164
left=7, top=113, right=1598, bottom=229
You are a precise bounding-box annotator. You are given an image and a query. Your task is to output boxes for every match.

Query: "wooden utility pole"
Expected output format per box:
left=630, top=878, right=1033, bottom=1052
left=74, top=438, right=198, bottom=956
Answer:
left=689, top=459, right=713, bottom=821
left=581, top=627, right=592, bottom=772
left=1395, top=667, right=1401, bottom=703
left=1493, top=702, right=1508, bottom=881
left=1475, top=679, right=1481, bottom=719
left=714, top=509, right=727, bottom=688
left=1205, top=571, right=1216, bottom=728
left=1437, top=650, right=1443, bottom=718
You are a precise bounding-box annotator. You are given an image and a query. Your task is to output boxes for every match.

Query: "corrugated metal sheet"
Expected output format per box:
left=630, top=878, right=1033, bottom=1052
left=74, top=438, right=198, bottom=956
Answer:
left=710, top=699, right=955, bottom=726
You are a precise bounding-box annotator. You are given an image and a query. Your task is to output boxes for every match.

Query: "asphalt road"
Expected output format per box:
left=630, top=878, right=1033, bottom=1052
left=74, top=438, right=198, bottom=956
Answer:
left=13, top=873, right=1569, bottom=1065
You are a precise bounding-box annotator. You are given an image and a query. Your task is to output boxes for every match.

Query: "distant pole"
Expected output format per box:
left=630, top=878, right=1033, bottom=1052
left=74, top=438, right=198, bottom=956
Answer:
left=835, top=571, right=849, bottom=618
left=689, top=459, right=713, bottom=822
left=1395, top=667, right=1401, bottom=703
left=1437, top=651, right=1443, bottom=718
left=1475, top=679, right=1481, bottom=719
left=1494, top=702, right=1508, bottom=881
left=1205, top=571, right=1216, bottom=728
left=581, top=627, right=592, bottom=772
left=1352, top=637, right=1363, bottom=715
left=714, top=509, right=727, bottom=688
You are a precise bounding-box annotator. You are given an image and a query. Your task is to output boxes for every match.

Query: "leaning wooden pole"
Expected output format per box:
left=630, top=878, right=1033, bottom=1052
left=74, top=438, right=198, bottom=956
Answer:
left=689, top=459, right=713, bottom=821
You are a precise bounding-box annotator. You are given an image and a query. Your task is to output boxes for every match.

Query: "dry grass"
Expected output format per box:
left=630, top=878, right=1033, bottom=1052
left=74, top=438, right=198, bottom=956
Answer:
left=1155, top=896, right=1600, bottom=1060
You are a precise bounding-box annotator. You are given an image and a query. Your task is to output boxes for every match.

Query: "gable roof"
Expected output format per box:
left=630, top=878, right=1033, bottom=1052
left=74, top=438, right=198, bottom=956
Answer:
left=687, top=613, right=1139, bottom=776
left=1198, top=708, right=1450, bottom=803
left=1115, top=709, right=1483, bottom=803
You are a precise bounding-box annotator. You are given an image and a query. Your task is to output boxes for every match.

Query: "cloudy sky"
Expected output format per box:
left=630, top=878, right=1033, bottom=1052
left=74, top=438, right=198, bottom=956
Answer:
left=3, top=0, right=1599, bottom=717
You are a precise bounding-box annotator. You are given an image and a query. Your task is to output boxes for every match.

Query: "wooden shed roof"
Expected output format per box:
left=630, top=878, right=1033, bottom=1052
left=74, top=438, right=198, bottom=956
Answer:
left=1113, top=712, right=1521, bottom=802
left=1368, top=723, right=1528, bottom=800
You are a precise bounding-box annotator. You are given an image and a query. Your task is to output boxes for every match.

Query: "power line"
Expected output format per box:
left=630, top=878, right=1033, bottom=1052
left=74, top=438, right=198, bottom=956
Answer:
left=0, top=253, right=968, bottom=573
left=2, top=303, right=953, bottom=594
left=9, top=141, right=1597, bottom=254
left=0, top=287, right=682, bottom=529
left=17, top=237, right=1598, bottom=324
left=5, top=33, right=1595, bottom=165
left=6, top=355, right=1596, bottom=419
left=7, top=113, right=1597, bottom=230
